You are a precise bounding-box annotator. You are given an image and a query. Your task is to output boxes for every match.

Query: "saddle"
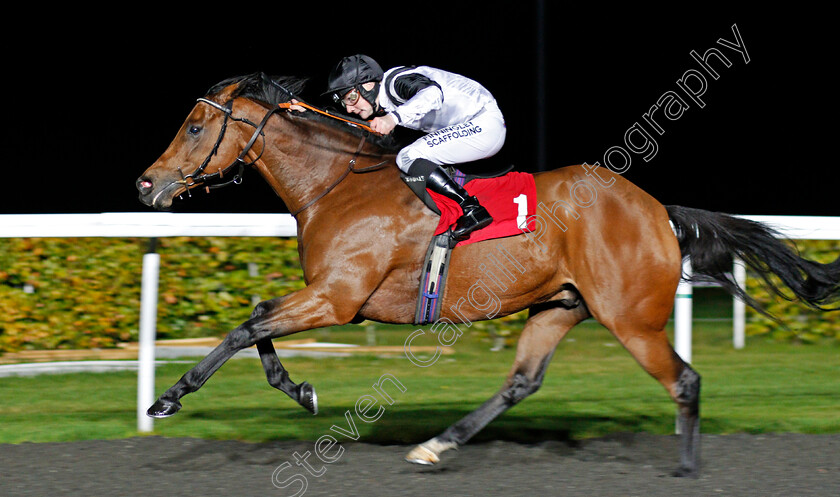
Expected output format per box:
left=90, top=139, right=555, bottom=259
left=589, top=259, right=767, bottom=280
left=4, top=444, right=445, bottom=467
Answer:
left=400, top=163, right=515, bottom=215
left=406, top=164, right=537, bottom=324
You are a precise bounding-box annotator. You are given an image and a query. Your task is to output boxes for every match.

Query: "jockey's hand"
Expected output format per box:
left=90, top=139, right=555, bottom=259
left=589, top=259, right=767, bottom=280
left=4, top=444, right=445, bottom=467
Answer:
left=370, top=113, right=397, bottom=135
left=287, top=99, right=307, bottom=113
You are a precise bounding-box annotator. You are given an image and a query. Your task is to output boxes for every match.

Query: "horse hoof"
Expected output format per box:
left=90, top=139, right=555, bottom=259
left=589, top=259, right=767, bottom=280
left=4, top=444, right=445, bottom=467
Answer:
left=299, top=382, right=318, bottom=415
left=147, top=398, right=182, bottom=418
left=672, top=466, right=699, bottom=478
left=405, top=438, right=458, bottom=465
left=405, top=443, right=442, bottom=465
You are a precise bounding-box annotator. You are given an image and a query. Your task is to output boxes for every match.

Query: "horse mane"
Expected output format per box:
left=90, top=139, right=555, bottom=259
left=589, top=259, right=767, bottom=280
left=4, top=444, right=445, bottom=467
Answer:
left=205, top=72, right=401, bottom=152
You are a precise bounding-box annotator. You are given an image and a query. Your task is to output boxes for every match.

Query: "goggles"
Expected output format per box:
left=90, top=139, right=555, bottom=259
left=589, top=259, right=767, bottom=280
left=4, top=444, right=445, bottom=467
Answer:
left=333, top=87, right=361, bottom=108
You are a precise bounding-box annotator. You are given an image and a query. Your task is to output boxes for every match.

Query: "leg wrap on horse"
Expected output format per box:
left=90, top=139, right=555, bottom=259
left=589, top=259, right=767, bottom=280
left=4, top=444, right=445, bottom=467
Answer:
left=440, top=357, right=551, bottom=445
left=406, top=354, right=552, bottom=464
left=674, top=364, right=701, bottom=477
left=256, top=332, right=318, bottom=414
left=500, top=372, right=543, bottom=406
left=676, top=364, right=701, bottom=413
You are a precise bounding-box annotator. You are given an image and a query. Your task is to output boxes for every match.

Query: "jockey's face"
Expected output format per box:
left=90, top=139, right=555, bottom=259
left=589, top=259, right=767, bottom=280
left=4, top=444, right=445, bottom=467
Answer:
left=343, top=82, right=377, bottom=119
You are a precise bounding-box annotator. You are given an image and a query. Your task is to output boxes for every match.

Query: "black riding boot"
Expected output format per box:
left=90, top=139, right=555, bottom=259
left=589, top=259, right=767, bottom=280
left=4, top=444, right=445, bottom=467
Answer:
left=426, top=166, right=493, bottom=241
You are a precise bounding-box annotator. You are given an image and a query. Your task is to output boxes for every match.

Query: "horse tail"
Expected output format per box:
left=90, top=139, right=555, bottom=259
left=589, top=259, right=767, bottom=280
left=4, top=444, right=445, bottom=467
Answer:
left=665, top=205, right=840, bottom=317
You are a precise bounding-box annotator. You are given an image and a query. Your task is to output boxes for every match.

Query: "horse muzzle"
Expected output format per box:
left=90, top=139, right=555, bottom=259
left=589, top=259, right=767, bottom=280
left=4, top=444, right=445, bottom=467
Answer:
left=136, top=176, right=181, bottom=210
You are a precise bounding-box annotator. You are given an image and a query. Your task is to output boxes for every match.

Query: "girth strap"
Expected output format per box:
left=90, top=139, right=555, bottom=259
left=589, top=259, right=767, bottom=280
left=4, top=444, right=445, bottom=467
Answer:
left=415, top=233, right=455, bottom=324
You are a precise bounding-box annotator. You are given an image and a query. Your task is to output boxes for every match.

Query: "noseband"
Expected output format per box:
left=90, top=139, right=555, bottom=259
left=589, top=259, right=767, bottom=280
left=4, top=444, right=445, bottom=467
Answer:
left=177, top=97, right=282, bottom=193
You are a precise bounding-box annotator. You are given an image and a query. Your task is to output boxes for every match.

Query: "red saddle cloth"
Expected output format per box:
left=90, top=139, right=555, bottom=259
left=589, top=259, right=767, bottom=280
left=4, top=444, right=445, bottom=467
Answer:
left=430, top=171, right=537, bottom=247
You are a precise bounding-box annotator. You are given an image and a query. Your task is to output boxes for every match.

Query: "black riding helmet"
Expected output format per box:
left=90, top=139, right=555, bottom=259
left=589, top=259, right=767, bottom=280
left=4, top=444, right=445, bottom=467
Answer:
left=323, top=54, right=383, bottom=111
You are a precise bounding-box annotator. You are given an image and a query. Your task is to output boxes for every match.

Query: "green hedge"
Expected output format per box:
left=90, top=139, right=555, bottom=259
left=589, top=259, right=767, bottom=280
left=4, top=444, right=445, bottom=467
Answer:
left=2, top=237, right=837, bottom=354
left=0, top=237, right=305, bottom=353
left=745, top=239, right=840, bottom=343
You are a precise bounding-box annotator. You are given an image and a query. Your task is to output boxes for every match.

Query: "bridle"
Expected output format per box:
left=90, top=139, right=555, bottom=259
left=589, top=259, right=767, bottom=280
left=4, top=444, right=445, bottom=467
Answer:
left=177, top=97, right=281, bottom=194
left=183, top=96, right=390, bottom=216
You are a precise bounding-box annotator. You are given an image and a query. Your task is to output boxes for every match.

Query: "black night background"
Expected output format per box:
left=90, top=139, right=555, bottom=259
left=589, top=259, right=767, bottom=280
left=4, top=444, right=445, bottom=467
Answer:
left=2, top=6, right=835, bottom=218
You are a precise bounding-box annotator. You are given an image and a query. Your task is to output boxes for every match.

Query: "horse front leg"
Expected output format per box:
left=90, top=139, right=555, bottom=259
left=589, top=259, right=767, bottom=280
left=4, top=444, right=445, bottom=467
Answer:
left=147, top=286, right=360, bottom=418
left=256, top=337, right=317, bottom=414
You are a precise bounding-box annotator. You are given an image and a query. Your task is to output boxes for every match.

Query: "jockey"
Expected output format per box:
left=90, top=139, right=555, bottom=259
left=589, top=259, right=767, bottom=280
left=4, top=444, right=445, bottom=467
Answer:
left=323, top=54, right=507, bottom=241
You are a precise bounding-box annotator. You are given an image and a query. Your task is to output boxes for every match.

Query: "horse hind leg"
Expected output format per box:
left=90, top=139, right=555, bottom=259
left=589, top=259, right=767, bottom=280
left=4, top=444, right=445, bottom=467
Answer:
left=674, top=361, right=700, bottom=477
left=406, top=302, right=588, bottom=465
left=609, top=322, right=701, bottom=477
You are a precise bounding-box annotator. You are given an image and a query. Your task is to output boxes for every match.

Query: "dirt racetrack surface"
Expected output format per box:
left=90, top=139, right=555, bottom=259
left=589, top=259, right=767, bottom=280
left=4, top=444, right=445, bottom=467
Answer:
left=2, top=433, right=838, bottom=496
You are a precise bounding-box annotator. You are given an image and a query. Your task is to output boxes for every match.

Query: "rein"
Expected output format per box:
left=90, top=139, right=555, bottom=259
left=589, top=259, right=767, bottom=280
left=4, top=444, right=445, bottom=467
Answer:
left=279, top=99, right=391, bottom=215
left=288, top=134, right=390, bottom=216
left=187, top=97, right=391, bottom=215
left=277, top=101, right=378, bottom=134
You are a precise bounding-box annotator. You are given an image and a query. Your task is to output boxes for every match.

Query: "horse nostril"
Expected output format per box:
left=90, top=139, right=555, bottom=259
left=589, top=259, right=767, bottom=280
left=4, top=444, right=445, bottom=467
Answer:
left=137, top=177, right=154, bottom=193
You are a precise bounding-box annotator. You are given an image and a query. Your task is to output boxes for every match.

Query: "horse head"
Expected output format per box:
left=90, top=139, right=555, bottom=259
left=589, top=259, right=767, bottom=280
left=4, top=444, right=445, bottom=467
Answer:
left=136, top=74, right=305, bottom=210
left=136, top=73, right=398, bottom=213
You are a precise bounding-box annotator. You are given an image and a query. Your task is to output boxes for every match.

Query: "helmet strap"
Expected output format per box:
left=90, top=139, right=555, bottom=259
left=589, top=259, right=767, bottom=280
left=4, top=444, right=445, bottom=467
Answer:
left=358, top=82, right=381, bottom=114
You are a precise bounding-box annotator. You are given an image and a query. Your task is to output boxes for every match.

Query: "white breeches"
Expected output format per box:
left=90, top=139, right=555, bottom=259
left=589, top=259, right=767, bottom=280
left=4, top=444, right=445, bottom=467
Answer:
left=395, top=101, right=506, bottom=173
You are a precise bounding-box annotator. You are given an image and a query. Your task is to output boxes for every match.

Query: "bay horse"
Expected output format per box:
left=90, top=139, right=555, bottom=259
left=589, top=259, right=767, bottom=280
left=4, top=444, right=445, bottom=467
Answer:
left=136, top=73, right=839, bottom=477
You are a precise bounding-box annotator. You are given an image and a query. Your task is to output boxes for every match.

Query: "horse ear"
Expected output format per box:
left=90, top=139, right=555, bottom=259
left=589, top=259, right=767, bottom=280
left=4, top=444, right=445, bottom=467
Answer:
left=262, top=74, right=305, bottom=104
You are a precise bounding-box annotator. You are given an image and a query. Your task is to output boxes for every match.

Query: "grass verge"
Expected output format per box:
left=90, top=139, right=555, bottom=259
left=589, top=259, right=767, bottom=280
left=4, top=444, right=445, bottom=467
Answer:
left=1, top=311, right=837, bottom=445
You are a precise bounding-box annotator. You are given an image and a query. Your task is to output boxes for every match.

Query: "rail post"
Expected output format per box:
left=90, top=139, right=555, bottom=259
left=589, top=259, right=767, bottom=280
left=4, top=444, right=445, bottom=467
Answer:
left=137, top=238, right=159, bottom=433
left=674, top=258, right=693, bottom=364
left=733, top=257, right=747, bottom=349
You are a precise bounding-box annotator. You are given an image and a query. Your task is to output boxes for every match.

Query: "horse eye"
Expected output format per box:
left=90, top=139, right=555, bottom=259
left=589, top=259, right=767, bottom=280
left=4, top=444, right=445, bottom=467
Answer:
left=188, top=125, right=202, bottom=136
